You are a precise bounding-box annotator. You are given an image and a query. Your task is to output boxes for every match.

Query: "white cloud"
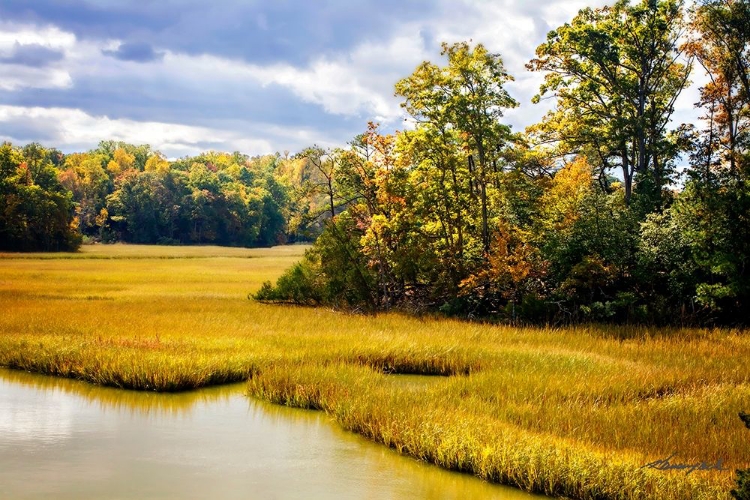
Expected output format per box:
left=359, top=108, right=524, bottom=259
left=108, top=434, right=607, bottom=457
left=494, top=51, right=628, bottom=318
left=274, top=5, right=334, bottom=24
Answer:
left=0, top=22, right=76, bottom=49
left=0, top=105, right=273, bottom=157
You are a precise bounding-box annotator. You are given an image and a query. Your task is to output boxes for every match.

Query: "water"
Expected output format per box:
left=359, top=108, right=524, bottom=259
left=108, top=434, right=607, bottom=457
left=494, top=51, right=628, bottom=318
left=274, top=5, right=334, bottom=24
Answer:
left=0, top=369, right=542, bottom=499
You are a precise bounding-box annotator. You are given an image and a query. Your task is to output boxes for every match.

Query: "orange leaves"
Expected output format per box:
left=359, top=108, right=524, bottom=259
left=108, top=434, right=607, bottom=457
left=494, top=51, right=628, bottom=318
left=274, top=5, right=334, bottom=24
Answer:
left=17, top=161, right=32, bottom=185
left=459, top=223, right=547, bottom=302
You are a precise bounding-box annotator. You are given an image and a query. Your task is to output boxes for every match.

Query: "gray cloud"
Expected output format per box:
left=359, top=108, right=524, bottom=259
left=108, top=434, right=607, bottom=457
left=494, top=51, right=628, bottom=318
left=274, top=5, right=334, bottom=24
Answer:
left=0, top=42, right=64, bottom=67
left=0, top=114, right=58, bottom=144
left=102, top=42, right=163, bottom=63
left=0, top=0, right=440, bottom=66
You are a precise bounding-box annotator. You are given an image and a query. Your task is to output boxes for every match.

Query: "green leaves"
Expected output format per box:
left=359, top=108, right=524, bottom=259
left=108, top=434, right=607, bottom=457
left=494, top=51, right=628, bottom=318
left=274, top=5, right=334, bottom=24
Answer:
left=529, top=0, right=691, bottom=206
left=0, top=142, right=81, bottom=251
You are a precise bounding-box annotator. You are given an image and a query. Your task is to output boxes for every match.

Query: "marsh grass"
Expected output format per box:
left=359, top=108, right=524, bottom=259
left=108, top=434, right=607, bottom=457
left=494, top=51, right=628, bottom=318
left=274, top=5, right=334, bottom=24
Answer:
left=0, top=243, right=747, bottom=499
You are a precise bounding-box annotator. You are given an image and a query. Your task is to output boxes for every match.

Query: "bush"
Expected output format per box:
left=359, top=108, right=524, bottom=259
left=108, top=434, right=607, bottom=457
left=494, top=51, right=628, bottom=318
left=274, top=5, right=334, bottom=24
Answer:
left=253, top=254, right=323, bottom=305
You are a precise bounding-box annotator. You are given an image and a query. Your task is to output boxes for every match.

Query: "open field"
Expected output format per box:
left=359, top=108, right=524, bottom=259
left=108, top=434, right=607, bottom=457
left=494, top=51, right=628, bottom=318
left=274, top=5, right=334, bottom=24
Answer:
left=0, top=244, right=748, bottom=499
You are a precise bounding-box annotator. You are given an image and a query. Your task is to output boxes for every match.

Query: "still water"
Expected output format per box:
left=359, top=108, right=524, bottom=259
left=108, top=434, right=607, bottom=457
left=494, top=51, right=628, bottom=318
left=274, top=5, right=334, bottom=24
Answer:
left=0, top=369, right=542, bottom=499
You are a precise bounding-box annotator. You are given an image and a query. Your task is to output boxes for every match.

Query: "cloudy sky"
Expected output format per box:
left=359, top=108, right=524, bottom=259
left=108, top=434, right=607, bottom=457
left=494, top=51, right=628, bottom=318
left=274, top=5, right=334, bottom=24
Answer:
left=0, top=0, right=701, bottom=158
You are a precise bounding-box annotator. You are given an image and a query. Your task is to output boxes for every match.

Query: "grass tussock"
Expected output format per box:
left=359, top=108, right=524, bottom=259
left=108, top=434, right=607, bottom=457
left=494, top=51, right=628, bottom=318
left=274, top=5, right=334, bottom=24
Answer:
left=0, top=244, right=747, bottom=499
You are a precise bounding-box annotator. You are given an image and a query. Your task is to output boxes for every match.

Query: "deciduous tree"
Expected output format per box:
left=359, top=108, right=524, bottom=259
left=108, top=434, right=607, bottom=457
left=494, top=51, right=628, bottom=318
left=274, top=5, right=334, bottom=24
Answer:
left=528, top=0, right=692, bottom=206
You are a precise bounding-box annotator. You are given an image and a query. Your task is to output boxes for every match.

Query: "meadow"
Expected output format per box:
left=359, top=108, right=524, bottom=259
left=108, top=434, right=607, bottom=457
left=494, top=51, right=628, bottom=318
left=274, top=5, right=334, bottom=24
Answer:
left=0, top=244, right=747, bottom=499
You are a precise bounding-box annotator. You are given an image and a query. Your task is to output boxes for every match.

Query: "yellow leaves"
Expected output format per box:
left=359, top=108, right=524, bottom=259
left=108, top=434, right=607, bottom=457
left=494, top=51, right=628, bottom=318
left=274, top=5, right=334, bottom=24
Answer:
left=106, top=160, right=122, bottom=176
left=494, top=225, right=541, bottom=285
left=279, top=157, right=308, bottom=186
left=95, top=208, right=109, bottom=228
left=113, top=147, right=135, bottom=171
left=62, top=152, right=87, bottom=171
left=553, top=156, right=594, bottom=202
left=62, top=153, right=108, bottom=192
left=360, top=214, right=389, bottom=255
left=541, top=155, right=594, bottom=230
left=144, top=153, right=170, bottom=173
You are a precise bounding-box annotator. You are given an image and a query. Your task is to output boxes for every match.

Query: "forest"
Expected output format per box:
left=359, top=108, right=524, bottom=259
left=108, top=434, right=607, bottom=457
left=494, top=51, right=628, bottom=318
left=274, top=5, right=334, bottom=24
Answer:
left=0, top=141, right=319, bottom=251
left=1, top=0, right=748, bottom=326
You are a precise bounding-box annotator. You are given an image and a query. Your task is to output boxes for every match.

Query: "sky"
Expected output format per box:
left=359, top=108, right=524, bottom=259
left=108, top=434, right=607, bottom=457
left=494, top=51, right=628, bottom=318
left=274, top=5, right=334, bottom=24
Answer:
left=0, top=0, right=703, bottom=159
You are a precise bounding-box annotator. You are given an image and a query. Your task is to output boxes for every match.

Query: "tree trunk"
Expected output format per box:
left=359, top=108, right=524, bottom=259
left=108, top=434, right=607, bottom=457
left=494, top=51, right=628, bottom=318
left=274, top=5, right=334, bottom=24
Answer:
left=328, top=177, right=335, bottom=219
left=637, top=77, right=648, bottom=174
left=622, top=152, right=632, bottom=205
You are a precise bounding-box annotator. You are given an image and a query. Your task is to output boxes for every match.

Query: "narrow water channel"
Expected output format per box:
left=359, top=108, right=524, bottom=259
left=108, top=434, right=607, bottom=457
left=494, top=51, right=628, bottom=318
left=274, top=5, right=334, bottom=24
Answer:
left=0, top=368, right=543, bottom=499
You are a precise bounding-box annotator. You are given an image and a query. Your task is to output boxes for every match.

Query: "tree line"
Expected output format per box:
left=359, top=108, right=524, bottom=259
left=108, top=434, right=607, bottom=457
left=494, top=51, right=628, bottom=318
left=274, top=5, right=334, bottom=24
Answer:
left=256, top=0, right=750, bottom=325
left=0, top=140, right=342, bottom=251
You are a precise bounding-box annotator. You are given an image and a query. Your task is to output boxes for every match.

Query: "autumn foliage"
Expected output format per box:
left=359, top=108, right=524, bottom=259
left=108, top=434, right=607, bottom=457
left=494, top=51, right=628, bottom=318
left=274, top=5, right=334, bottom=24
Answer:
left=258, top=2, right=750, bottom=325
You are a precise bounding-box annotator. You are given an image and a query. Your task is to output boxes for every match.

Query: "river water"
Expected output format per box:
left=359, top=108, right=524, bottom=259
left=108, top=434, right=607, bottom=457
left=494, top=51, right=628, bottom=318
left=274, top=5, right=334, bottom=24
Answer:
left=0, top=368, right=542, bottom=499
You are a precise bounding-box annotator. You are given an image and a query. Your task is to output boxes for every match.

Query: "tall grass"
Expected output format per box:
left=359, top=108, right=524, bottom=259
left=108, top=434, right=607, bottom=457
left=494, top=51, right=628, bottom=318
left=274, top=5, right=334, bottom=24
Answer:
left=0, top=243, right=747, bottom=499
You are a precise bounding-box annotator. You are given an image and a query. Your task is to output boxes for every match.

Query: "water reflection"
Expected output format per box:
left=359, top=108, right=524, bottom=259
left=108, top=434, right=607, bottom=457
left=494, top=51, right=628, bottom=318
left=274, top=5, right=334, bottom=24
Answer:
left=0, top=368, right=543, bottom=500
left=0, top=379, right=74, bottom=444
left=0, top=367, right=240, bottom=416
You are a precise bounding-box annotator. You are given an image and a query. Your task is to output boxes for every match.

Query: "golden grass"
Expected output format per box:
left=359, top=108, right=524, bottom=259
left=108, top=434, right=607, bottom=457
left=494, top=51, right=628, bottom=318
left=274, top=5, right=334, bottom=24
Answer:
left=0, top=243, right=747, bottom=499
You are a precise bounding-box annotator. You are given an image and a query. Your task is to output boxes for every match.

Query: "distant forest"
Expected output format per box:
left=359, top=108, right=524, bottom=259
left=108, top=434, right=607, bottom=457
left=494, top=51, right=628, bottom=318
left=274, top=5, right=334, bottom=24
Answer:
left=0, top=141, right=330, bottom=250
left=2, top=0, right=749, bottom=325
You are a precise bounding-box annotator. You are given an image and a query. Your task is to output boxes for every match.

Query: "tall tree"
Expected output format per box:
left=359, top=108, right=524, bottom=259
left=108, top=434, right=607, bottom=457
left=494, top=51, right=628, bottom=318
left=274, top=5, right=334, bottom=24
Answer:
left=396, top=125, right=472, bottom=289
left=296, top=146, right=348, bottom=221
left=668, top=0, right=750, bottom=319
left=687, top=0, right=750, bottom=175
left=396, top=41, right=518, bottom=253
left=528, top=0, right=692, bottom=206
left=59, top=152, right=110, bottom=234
